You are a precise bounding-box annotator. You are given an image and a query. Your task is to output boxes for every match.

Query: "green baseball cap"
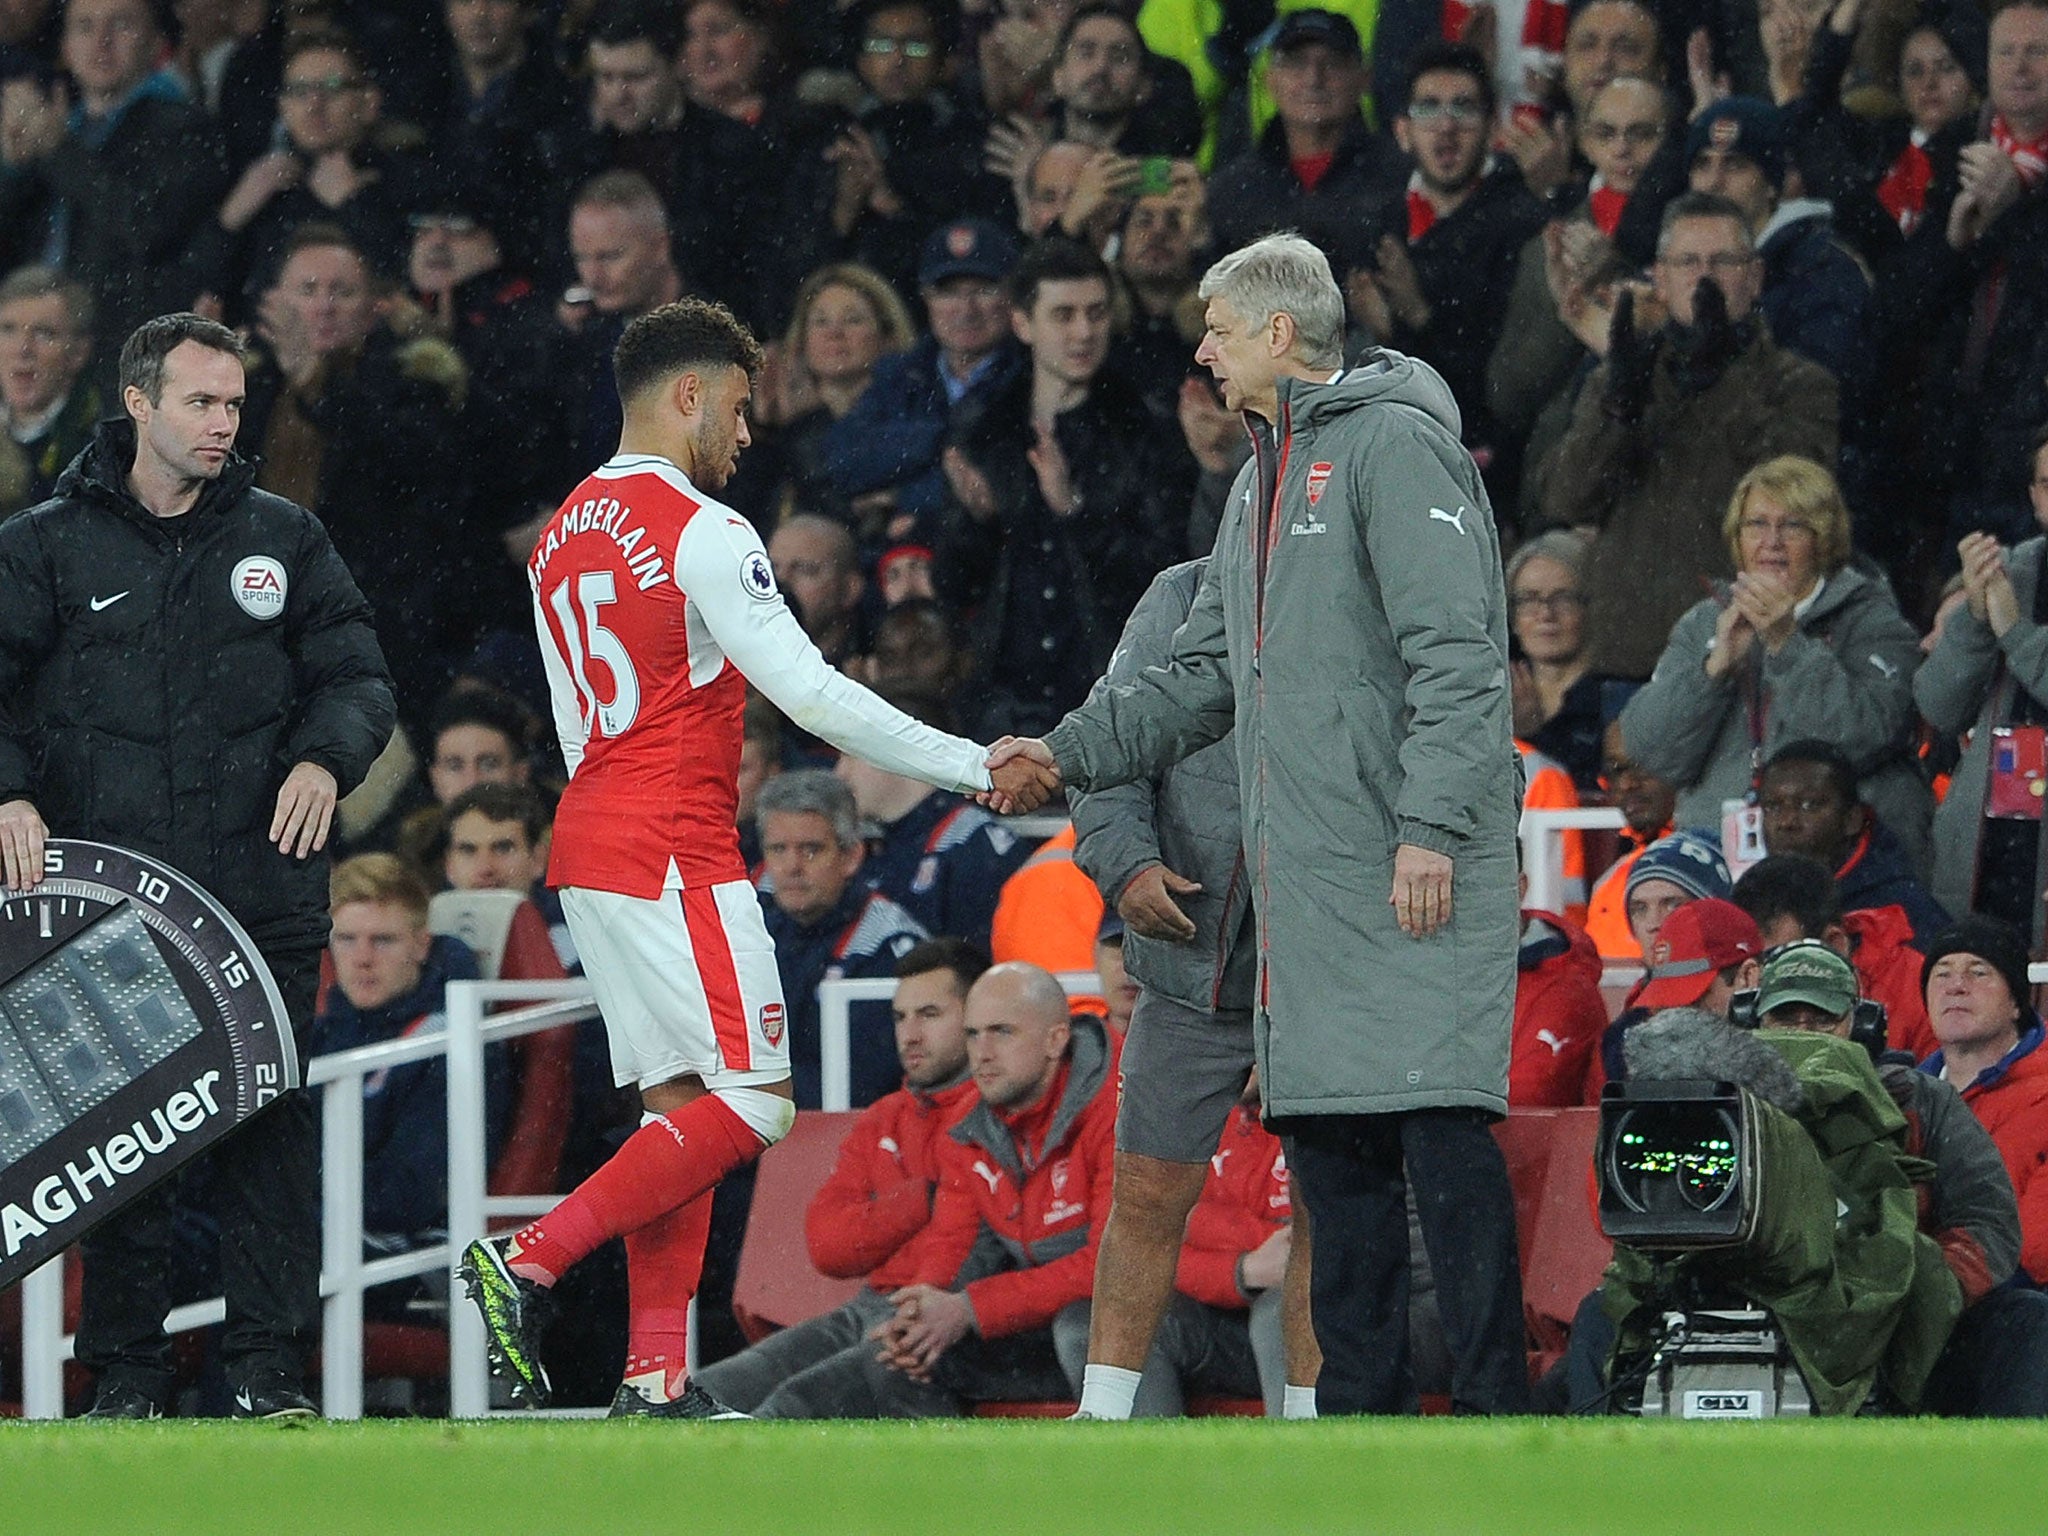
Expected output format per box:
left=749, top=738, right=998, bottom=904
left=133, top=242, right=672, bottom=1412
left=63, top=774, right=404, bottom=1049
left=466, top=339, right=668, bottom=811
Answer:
left=1756, top=941, right=1858, bottom=1021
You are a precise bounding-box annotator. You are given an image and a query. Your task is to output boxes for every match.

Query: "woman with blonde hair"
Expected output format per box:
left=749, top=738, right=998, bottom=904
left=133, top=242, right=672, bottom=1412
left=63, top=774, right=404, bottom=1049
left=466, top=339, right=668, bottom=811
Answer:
left=1620, top=454, right=1932, bottom=870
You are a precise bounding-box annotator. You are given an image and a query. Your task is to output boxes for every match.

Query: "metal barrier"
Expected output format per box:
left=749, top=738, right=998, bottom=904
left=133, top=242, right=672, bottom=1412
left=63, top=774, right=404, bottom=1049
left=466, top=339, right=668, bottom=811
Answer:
left=1519, top=805, right=1626, bottom=917
left=13, top=978, right=599, bottom=1420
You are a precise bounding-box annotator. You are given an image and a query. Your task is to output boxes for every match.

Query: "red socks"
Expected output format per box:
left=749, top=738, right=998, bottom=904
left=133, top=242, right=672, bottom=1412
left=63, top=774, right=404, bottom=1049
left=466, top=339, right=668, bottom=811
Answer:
left=508, top=1093, right=761, bottom=1285
left=620, top=1193, right=715, bottom=1399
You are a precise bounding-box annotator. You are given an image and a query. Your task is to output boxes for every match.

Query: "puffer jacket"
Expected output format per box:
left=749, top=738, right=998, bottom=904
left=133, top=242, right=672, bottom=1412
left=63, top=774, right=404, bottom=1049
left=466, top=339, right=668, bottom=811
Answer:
left=1049, top=350, right=1521, bottom=1120
left=1070, top=559, right=1254, bottom=1013
left=0, top=419, right=394, bottom=957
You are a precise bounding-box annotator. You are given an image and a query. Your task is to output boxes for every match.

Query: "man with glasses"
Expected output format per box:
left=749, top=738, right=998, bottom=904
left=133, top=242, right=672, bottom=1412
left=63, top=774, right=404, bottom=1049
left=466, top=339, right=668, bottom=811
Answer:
left=194, top=27, right=427, bottom=320
left=1354, top=42, right=1543, bottom=499
left=1540, top=191, right=1837, bottom=679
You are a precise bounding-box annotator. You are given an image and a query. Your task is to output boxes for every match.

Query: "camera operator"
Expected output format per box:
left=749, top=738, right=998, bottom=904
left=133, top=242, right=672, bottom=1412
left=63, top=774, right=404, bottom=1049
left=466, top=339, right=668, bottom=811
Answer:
left=1760, top=941, right=2048, bottom=1416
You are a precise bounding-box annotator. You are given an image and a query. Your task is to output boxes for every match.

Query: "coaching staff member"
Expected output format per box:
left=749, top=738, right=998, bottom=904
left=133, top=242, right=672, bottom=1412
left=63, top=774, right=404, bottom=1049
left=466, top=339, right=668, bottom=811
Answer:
left=0, top=314, right=395, bottom=1419
left=992, top=233, right=1530, bottom=1414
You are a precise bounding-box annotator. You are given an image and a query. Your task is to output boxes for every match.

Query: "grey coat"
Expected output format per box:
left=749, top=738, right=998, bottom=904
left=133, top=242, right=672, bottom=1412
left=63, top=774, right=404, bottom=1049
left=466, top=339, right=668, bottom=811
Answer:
left=1070, top=559, right=1255, bottom=1013
left=1045, top=352, right=1520, bottom=1120
left=1914, top=538, right=2048, bottom=943
left=1621, top=565, right=1931, bottom=874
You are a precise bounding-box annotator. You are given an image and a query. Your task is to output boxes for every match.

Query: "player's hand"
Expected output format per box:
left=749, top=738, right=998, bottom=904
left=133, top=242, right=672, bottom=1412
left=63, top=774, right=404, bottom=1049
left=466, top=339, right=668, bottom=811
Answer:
left=883, top=1284, right=973, bottom=1375
left=0, top=798, right=48, bottom=890
left=270, top=762, right=338, bottom=859
left=1119, top=863, right=1201, bottom=943
left=981, top=737, right=1061, bottom=814
left=1389, top=843, right=1453, bottom=938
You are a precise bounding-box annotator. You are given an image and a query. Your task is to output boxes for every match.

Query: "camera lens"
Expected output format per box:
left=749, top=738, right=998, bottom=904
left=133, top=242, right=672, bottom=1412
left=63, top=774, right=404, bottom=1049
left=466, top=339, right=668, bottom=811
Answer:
left=1606, top=1104, right=1741, bottom=1216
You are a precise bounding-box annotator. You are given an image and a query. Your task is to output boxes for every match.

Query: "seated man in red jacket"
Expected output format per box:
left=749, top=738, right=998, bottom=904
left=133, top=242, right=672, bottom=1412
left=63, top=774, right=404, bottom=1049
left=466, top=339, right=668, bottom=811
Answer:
left=1732, top=853, right=1938, bottom=1060
left=755, top=962, right=1121, bottom=1416
left=1514, top=879, right=1607, bottom=1106
left=693, top=939, right=987, bottom=1412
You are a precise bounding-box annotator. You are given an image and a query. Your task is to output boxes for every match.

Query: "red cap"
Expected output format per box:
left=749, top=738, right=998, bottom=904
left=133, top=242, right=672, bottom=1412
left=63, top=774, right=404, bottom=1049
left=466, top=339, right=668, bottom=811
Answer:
left=1629, top=898, right=1763, bottom=1012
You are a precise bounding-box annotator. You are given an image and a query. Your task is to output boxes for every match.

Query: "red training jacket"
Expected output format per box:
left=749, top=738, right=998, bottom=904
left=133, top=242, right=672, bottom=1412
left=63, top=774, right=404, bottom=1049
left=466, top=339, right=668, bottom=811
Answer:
left=1513, top=910, right=1607, bottom=1108
left=1175, top=1103, right=1292, bottom=1307
left=805, top=1076, right=978, bottom=1292
left=1844, top=905, right=1938, bottom=1061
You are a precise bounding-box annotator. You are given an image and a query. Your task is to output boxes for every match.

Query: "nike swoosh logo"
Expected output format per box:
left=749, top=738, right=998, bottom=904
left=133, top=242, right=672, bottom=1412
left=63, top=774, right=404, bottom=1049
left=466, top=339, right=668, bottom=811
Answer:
left=234, top=1388, right=254, bottom=1414
left=90, top=591, right=130, bottom=612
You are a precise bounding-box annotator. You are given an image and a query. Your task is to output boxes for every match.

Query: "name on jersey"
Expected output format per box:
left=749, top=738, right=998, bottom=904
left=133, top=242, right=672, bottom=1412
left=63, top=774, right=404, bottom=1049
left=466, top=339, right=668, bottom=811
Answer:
left=531, top=496, right=670, bottom=592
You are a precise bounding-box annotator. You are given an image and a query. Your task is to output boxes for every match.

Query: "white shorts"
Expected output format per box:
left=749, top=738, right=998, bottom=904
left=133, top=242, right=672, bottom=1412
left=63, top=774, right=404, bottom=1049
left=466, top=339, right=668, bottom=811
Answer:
left=559, top=880, right=791, bottom=1091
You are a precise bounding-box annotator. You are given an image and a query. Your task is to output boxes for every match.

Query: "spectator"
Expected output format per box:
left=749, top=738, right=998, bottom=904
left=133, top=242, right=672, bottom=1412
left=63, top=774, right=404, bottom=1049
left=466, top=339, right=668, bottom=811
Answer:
left=835, top=691, right=1033, bottom=952
left=559, top=168, right=686, bottom=470
left=429, top=0, right=574, bottom=252
left=1623, top=828, right=1732, bottom=961
left=314, top=853, right=509, bottom=1240
left=1584, top=714, right=1678, bottom=961
left=195, top=27, right=426, bottom=318
left=855, top=596, right=974, bottom=710
left=692, top=938, right=985, bottom=1415
left=781, top=0, right=1005, bottom=305
left=240, top=222, right=469, bottom=726
left=540, top=0, right=766, bottom=327
left=754, top=262, right=917, bottom=526
left=1015, top=136, right=1134, bottom=251
left=756, top=768, right=928, bottom=1107
left=1684, top=96, right=1873, bottom=396
left=1731, top=851, right=1940, bottom=1059
left=989, top=823, right=1104, bottom=1001
left=1352, top=43, right=1546, bottom=483
left=1508, top=528, right=1604, bottom=789
left=1044, top=2, right=1198, bottom=155
left=1514, top=875, right=1607, bottom=1106
left=426, top=684, right=536, bottom=806
left=400, top=176, right=578, bottom=593
left=1111, top=156, right=1207, bottom=420
left=1759, top=738, right=1950, bottom=945
left=1916, top=429, right=2048, bottom=944
left=1206, top=10, right=1406, bottom=281
left=936, top=237, right=1188, bottom=738
left=1758, top=936, right=2048, bottom=1417
left=0, top=0, right=230, bottom=366
left=859, top=963, right=1120, bottom=1416
left=1502, top=0, right=1662, bottom=201
left=1092, top=912, right=1137, bottom=1032
left=0, top=264, right=97, bottom=516
left=442, top=780, right=550, bottom=898
left=818, top=216, right=1023, bottom=549
left=1921, top=917, right=2048, bottom=1284
left=1539, top=193, right=1839, bottom=680
left=769, top=513, right=869, bottom=668
left=1622, top=455, right=1928, bottom=868
left=1876, top=0, right=2048, bottom=550
left=875, top=543, right=937, bottom=606
left=1489, top=74, right=1671, bottom=506
left=1587, top=895, right=1763, bottom=1092
left=679, top=0, right=780, bottom=127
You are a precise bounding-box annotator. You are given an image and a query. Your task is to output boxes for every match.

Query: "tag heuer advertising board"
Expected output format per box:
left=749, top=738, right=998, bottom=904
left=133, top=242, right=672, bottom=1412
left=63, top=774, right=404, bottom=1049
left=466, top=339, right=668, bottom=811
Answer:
left=0, top=841, right=298, bottom=1290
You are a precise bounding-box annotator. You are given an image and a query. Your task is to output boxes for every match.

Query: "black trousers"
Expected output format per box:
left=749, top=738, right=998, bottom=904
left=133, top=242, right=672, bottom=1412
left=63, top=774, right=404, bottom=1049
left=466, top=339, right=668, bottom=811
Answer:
left=76, top=950, right=322, bottom=1402
left=1285, top=1108, right=1531, bottom=1415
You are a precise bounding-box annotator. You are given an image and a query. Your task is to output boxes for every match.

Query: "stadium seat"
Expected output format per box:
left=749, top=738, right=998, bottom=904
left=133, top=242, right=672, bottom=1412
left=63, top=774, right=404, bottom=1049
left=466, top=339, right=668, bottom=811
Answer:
left=731, top=1110, right=868, bottom=1342
left=1520, top=1108, right=1612, bottom=1371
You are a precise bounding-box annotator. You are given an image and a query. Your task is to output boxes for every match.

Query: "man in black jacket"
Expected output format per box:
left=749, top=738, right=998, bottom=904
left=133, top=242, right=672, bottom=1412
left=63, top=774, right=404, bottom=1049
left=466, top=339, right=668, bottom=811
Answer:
left=935, top=238, right=1190, bottom=738
left=0, top=312, right=396, bottom=1419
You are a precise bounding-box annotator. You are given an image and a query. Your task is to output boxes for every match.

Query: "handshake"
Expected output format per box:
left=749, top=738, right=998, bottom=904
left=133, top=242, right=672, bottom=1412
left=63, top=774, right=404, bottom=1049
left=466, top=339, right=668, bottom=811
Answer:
left=977, top=736, right=1063, bottom=815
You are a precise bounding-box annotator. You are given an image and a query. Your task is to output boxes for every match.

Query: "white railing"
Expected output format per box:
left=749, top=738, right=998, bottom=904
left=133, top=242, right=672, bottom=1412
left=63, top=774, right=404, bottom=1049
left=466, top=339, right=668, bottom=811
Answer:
left=1520, top=805, right=1627, bottom=917
left=13, top=979, right=599, bottom=1420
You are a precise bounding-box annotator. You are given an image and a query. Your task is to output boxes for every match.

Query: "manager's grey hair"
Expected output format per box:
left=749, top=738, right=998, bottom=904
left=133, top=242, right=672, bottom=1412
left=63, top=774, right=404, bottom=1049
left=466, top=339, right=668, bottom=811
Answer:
left=754, top=767, right=862, bottom=847
left=1197, top=233, right=1345, bottom=370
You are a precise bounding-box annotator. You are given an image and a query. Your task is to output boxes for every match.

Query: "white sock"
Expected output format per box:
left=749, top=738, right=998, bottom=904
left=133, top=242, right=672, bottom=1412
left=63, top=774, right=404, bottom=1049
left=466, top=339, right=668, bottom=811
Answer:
left=1075, top=1364, right=1142, bottom=1419
left=1283, top=1384, right=1318, bottom=1420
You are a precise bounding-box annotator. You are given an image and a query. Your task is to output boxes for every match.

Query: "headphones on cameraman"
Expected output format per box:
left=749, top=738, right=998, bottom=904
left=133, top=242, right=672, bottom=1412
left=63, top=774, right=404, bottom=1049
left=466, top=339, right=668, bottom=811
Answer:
left=1727, top=939, right=1891, bottom=1063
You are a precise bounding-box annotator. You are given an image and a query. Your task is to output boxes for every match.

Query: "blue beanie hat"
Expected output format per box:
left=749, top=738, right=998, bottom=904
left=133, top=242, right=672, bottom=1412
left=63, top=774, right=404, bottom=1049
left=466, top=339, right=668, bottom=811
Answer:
left=1625, top=830, right=1732, bottom=904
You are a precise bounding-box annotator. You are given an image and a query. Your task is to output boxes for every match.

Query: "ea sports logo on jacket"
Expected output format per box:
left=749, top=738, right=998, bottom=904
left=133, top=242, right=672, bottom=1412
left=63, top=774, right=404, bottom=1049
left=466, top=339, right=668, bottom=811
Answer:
left=231, top=556, right=287, bottom=620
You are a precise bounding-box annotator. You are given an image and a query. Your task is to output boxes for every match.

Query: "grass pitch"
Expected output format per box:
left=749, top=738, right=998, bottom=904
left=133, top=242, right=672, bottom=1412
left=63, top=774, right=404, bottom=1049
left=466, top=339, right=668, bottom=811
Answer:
left=2, top=1417, right=2042, bottom=1535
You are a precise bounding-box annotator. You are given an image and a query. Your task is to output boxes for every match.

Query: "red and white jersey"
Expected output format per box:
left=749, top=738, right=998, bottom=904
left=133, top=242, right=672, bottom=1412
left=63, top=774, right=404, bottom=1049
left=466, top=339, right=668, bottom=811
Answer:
left=530, top=453, right=990, bottom=899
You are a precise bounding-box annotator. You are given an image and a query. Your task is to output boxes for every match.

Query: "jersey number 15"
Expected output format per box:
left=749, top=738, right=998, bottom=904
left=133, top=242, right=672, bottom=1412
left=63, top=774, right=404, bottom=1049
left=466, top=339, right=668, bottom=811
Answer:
left=548, top=571, right=642, bottom=737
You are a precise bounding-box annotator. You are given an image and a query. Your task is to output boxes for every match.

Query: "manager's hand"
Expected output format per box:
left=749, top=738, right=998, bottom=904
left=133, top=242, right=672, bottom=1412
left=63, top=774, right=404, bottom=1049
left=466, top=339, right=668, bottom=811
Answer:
left=1119, top=863, right=1201, bottom=943
left=0, top=797, right=48, bottom=890
left=1389, top=843, right=1453, bottom=939
left=270, top=762, right=338, bottom=859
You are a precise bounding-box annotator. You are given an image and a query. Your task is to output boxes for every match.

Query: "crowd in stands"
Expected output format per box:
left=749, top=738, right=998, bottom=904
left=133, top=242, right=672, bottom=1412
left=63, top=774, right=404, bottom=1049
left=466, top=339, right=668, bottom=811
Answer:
left=10, top=0, right=2048, bottom=1413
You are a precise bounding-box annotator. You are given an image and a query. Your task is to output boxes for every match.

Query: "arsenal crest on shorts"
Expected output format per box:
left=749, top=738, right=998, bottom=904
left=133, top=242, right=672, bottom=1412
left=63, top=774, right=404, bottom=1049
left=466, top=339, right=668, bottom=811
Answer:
left=759, top=1002, right=786, bottom=1046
